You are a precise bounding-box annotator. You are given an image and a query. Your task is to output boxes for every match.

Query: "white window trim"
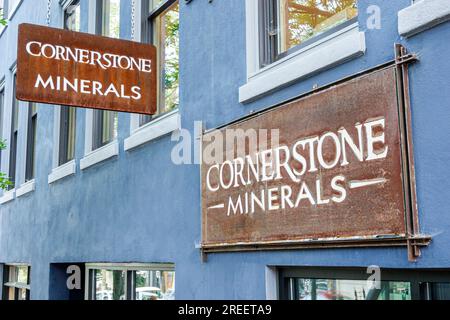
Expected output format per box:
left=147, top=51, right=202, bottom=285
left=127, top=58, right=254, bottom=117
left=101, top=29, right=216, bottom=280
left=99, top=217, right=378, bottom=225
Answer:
left=49, top=0, right=79, bottom=184
left=239, top=0, right=366, bottom=103
left=127, top=0, right=181, bottom=147
left=0, top=189, right=15, bottom=204
left=398, top=0, right=450, bottom=37
left=16, top=179, right=35, bottom=198
left=48, top=159, right=76, bottom=184
left=7, top=0, right=23, bottom=20
left=80, top=140, right=119, bottom=170
left=125, top=109, right=180, bottom=151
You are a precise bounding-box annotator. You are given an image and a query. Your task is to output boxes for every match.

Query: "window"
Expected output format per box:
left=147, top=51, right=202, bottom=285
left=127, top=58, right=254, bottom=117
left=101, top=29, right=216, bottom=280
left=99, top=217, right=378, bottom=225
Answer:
left=86, top=264, right=175, bottom=300
left=259, top=0, right=358, bottom=67
left=24, top=103, right=37, bottom=181
left=92, top=0, right=120, bottom=150
left=140, top=0, right=179, bottom=126
left=8, top=74, right=18, bottom=189
left=2, top=265, right=30, bottom=300
left=58, top=0, right=80, bottom=166
left=279, top=267, right=450, bottom=300
left=0, top=86, right=4, bottom=166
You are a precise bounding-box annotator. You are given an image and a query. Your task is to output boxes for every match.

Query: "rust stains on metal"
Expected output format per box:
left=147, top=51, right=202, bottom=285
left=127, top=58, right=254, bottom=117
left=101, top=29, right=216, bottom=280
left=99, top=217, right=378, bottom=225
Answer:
left=16, top=23, right=157, bottom=115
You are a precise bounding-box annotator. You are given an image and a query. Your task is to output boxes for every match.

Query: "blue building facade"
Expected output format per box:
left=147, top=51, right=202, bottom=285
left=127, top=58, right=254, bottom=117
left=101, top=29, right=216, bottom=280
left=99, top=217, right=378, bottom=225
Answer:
left=0, top=0, right=450, bottom=300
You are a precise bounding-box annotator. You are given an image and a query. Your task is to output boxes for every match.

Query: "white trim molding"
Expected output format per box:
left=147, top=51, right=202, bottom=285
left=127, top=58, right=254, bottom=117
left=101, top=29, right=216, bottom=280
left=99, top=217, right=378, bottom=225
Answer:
left=16, top=179, right=35, bottom=198
left=80, top=140, right=119, bottom=170
left=398, top=0, right=450, bottom=37
left=239, top=20, right=365, bottom=103
left=48, top=160, right=76, bottom=184
left=0, top=189, right=15, bottom=205
left=240, top=0, right=365, bottom=103
left=125, top=110, right=180, bottom=151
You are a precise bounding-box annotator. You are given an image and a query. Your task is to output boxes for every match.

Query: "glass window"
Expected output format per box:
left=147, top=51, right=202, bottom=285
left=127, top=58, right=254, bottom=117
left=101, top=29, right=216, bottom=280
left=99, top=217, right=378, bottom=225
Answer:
left=135, top=270, right=175, bottom=300
left=2, top=265, right=31, bottom=300
left=8, top=74, right=18, bottom=189
left=0, top=87, right=4, bottom=166
left=25, top=102, right=37, bottom=181
left=87, top=264, right=175, bottom=300
left=288, top=278, right=411, bottom=300
left=94, top=269, right=126, bottom=300
left=140, top=0, right=179, bottom=126
left=92, top=0, right=120, bottom=149
left=259, top=0, right=358, bottom=66
left=58, top=0, right=80, bottom=165
left=420, top=282, right=450, bottom=300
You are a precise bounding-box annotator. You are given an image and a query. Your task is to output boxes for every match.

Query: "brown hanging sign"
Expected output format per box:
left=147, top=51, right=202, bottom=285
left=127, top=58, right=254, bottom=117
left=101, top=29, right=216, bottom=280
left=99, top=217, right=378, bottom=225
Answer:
left=16, top=23, right=157, bottom=115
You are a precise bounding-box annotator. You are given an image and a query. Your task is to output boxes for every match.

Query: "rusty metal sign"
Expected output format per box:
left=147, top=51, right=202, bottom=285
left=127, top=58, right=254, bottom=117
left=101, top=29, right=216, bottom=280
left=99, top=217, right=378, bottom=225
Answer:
left=16, top=23, right=157, bottom=115
left=201, top=56, right=430, bottom=259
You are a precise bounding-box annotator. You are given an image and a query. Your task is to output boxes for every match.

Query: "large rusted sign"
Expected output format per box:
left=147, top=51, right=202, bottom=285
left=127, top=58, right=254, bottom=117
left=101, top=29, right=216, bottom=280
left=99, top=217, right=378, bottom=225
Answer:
left=16, top=23, right=157, bottom=115
left=201, top=64, right=429, bottom=256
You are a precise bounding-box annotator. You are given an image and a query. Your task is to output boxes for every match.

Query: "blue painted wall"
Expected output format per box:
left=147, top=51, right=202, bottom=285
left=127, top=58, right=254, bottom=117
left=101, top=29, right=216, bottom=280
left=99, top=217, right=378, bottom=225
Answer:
left=0, top=0, right=449, bottom=299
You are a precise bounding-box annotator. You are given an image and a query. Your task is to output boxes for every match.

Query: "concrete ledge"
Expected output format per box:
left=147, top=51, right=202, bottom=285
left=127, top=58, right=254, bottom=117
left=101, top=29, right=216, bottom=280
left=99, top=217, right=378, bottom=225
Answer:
left=399, top=0, right=450, bottom=37
left=48, top=160, right=77, bottom=184
left=16, top=180, right=36, bottom=198
left=0, top=189, right=15, bottom=205
left=80, top=141, right=119, bottom=170
left=124, top=110, right=180, bottom=151
left=239, top=24, right=365, bottom=103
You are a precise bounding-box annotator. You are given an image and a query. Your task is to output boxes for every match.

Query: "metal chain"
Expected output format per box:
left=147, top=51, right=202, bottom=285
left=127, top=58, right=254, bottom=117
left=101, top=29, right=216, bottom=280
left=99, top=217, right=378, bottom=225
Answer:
left=46, top=0, right=52, bottom=26
left=131, top=0, right=136, bottom=41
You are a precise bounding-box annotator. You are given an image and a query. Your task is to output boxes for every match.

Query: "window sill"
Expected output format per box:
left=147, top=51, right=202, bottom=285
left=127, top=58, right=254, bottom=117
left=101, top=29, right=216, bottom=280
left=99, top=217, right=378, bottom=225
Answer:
left=80, top=141, right=119, bottom=170
left=48, top=160, right=77, bottom=184
left=0, top=189, right=15, bottom=205
left=398, top=0, right=450, bottom=37
left=125, top=110, right=180, bottom=151
left=16, top=180, right=36, bottom=198
left=239, top=23, right=365, bottom=103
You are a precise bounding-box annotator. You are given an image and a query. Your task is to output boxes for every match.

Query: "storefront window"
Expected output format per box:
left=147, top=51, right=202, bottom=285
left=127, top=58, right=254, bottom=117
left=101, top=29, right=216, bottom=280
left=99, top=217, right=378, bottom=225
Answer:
left=86, top=264, right=175, bottom=300
left=135, top=270, right=175, bottom=300
left=140, top=0, right=179, bottom=126
left=259, top=0, right=358, bottom=66
left=288, top=278, right=411, bottom=300
left=94, top=269, right=126, bottom=300
left=2, top=265, right=31, bottom=300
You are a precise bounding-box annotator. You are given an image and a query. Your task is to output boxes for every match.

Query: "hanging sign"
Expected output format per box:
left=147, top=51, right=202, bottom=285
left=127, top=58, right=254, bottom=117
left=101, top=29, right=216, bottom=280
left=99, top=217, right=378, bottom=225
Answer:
left=201, top=66, right=426, bottom=253
left=16, top=23, right=157, bottom=115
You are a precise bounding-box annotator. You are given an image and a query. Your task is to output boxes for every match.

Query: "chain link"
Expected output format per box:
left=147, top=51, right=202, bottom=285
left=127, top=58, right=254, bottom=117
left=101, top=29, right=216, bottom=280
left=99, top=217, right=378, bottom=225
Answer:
left=46, top=0, right=52, bottom=26
left=131, top=0, right=136, bottom=41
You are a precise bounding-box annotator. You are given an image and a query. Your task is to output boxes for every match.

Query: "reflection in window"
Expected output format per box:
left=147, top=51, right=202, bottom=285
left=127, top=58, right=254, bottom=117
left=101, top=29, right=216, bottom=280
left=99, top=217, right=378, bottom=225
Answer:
left=260, top=0, right=358, bottom=65
left=95, top=269, right=126, bottom=300
left=2, top=265, right=31, bottom=300
left=64, top=0, right=81, bottom=32
left=135, top=270, right=175, bottom=300
left=288, top=278, right=411, bottom=300
left=140, top=0, right=179, bottom=126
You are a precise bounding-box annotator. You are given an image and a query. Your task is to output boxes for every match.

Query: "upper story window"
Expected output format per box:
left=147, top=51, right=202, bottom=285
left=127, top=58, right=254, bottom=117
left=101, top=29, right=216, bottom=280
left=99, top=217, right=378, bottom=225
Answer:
left=92, top=0, right=121, bottom=150
left=2, top=265, right=31, bottom=300
left=58, top=0, right=80, bottom=166
left=259, top=0, right=358, bottom=67
left=140, top=0, right=179, bottom=126
left=25, top=103, right=37, bottom=182
left=8, top=74, right=18, bottom=190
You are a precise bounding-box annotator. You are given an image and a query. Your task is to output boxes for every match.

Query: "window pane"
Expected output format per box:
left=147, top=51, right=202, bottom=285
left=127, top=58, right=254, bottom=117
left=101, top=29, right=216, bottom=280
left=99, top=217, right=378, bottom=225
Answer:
left=149, top=0, right=165, bottom=12
left=16, top=266, right=29, bottom=284
left=155, top=2, right=179, bottom=115
left=135, top=270, right=175, bottom=300
left=65, top=0, right=81, bottom=32
left=102, top=0, right=121, bottom=38
left=277, top=0, right=357, bottom=55
left=95, top=269, right=125, bottom=300
left=290, top=278, right=411, bottom=300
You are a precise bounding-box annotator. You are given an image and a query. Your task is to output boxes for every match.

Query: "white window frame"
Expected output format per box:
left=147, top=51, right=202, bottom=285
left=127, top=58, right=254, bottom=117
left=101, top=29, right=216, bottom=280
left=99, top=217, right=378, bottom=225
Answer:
left=398, top=0, right=450, bottom=37
left=48, top=0, right=79, bottom=184
left=80, top=0, right=119, bottom=170
left=125, top=0, right=181, bottom=152
left=239, top=0, right=366, bottom=103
